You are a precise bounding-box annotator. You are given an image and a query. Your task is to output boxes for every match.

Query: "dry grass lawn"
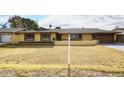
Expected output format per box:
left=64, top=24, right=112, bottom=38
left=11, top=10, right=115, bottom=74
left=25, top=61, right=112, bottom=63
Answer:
left=0, top=45, right=124, bottom=76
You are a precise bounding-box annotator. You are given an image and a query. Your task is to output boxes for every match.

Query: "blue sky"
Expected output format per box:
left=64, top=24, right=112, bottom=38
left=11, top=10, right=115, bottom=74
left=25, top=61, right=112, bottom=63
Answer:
left=20, top=15, right=47, bottom=21
left=1, top=15, right=124, bottom=30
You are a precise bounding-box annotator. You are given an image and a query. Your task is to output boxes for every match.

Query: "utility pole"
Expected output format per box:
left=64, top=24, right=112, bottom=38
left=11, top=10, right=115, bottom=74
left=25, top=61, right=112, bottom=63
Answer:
left=68, top=33, right=71, bottom=77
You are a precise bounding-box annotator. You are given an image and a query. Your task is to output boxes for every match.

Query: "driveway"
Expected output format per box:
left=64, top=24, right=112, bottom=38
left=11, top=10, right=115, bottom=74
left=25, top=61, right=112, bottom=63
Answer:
left=102, top=43, right=124, bottom=51
left=0, top=43, right=9, bottom=46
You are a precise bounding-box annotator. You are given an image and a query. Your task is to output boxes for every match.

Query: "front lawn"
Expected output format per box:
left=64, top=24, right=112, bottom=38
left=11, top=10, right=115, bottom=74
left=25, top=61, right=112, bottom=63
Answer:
left=0, top=45, right=124, bottom=76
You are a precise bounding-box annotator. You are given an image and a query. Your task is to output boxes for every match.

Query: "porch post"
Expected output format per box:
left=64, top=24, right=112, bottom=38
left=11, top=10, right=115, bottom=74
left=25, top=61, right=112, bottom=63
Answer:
left=114, top=34, right=117, bottom=43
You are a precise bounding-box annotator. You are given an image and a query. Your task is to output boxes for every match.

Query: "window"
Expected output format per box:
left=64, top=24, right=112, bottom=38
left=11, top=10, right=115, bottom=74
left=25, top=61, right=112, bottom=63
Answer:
left=24, top=34, right=34, bottom=41
left=41, top=33, right=51, bottom=41
left=70, top=33, right=82, bottom=40
left=2, top=33, right=11, bottom=35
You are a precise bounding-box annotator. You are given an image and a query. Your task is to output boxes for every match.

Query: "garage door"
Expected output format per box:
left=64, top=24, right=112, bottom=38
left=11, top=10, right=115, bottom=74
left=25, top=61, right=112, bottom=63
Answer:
left=1, top=33, right=11, bottom=43
left=116, top=35, right=124, bottom=43
left=93, top=34, right=114, bottom=43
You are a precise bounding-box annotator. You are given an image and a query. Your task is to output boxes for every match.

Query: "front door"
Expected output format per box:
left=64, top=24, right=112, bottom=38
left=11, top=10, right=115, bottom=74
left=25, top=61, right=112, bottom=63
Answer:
left=41, top=33, right=51, bottom=41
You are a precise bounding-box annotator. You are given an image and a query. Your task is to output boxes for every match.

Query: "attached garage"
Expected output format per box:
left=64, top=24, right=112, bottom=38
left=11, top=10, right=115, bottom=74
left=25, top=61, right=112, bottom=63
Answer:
left=93, top=33, right=114, bottom=43
left=0, top=28, right=25, bottom=43
left=1, top=33, right=11, bottom=43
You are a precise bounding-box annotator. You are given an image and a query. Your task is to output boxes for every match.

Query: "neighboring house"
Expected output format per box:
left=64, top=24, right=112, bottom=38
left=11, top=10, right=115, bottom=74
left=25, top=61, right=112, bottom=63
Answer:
left=37, top=27, right=48, bottom=31
left=0, top=28, right=119, bottom=46
left=113, top=28, right=124, bottom=43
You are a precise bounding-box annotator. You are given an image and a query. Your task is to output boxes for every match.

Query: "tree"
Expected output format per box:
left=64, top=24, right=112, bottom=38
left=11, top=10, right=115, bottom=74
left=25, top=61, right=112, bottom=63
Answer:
left=8, top=16, right=39, bottom=30
left=8, top=16, right=23, bottom=28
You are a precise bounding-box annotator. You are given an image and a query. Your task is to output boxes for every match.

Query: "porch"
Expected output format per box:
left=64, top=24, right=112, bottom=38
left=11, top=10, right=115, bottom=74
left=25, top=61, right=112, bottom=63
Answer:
left=55, top=33, right=98, bottom=46
left=12, top=32, right=98, bottom=46
left=18, top=33, right=55, bottom=45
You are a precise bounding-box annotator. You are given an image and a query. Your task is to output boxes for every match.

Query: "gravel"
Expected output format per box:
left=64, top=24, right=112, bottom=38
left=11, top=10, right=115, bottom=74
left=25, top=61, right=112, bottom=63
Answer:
left=0, top=69, right=123, bottom=77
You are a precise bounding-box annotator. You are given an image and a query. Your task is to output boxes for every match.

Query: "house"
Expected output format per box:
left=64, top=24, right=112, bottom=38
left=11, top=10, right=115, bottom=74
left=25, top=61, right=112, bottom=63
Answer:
left=0, top=28, right=119, bottom=46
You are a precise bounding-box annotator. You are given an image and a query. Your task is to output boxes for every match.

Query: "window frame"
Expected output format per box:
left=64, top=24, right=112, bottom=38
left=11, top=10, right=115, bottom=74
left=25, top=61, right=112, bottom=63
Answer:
left=24, top=34, right=35, bottom=41
left=70, top=33, right=82, bottom=41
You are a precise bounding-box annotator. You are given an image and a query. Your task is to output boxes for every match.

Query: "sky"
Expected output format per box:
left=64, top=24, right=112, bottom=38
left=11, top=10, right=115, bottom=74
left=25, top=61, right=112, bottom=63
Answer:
left=0, top=15, right=124, bottom=30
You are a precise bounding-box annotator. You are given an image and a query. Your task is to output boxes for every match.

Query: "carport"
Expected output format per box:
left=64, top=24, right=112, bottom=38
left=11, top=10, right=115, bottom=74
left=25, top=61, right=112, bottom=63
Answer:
left=116, top=32, right=124, bottom=43
left=92, top=33, right=115, bottom=43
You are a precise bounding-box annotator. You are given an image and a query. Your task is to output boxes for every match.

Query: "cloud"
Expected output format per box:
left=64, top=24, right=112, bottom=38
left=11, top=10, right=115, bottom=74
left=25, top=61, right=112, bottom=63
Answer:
left=38, top=15, right=124, bottom=30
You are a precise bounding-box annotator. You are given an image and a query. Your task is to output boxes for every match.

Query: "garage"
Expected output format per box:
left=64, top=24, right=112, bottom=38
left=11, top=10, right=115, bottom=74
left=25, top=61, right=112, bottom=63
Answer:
left=1, top=33, right=11, bottom=43
left=116, top=35, right=124, bottom=43
left=93, top=33, right=114, bottom=43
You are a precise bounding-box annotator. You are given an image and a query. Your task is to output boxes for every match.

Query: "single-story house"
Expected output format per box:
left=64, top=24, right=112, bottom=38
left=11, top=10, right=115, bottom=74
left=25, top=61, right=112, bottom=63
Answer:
left=0, top=28, right=119, bottom=46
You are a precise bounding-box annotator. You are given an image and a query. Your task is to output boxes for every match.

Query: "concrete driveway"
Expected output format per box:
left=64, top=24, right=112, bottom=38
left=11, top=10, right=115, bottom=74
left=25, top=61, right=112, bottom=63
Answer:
left=0, top=43, right=9, bottom=46
left=102, top=44, right=124, bottom=51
